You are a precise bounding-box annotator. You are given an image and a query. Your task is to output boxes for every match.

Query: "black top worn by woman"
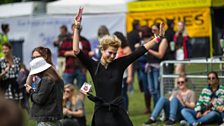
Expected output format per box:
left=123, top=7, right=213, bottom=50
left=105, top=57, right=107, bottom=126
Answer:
left=76, top=46, right=147, bottom=126
left=30, top=77, right=64, bottom=122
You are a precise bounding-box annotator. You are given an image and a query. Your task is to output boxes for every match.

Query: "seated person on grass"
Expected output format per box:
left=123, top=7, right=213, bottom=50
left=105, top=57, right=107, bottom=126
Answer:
left=144, top=73, right=196, bottom=126
left=180, top=71, right=224, bottom=126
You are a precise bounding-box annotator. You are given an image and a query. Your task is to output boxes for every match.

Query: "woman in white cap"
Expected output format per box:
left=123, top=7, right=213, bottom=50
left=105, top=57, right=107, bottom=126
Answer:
left=25, top=57, right=64, bottom=126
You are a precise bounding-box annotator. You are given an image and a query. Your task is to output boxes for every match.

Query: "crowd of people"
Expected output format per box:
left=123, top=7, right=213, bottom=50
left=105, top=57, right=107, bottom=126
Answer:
left=0, top=9, right=224, bottom=126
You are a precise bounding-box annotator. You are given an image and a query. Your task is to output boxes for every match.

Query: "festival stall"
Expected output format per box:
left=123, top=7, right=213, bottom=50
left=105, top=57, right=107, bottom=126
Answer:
left=127, top=0, right=224, bottom=57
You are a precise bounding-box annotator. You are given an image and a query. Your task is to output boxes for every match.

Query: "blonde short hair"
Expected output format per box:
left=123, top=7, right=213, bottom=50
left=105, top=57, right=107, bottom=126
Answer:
left=98, top=35, right=121, bottom=50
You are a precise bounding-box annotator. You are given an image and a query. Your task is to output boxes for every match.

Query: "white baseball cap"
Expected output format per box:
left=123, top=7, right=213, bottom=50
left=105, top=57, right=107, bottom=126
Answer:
left=29, top=57, right=51, bottom=75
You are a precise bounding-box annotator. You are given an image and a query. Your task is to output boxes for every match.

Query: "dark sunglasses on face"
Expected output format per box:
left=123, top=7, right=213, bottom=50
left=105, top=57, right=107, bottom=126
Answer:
left=208, top=77, right=216, bottom=80
left=32, top=56, right=41, bottom=59
left=177, top=81, right=185, bottom=85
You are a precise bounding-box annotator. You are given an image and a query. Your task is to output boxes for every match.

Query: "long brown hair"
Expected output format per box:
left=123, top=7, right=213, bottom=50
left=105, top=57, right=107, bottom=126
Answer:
left=38, top=67, right=61, bottom=81
left=32, top=46, right=53, bottom=65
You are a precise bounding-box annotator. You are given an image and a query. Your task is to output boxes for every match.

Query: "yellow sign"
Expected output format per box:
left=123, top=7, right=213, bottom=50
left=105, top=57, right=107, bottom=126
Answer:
left=212, top=0, right=224, bottom=7
left=128, top=0, right=212, bottom=12
left=127, top=7, right=211, bottom=37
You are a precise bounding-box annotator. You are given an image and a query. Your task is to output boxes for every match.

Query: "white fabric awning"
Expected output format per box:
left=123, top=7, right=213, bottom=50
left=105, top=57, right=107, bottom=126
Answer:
left=47, top=0, right=136, bottom=14
left=0, top=2, right=44, bottom=18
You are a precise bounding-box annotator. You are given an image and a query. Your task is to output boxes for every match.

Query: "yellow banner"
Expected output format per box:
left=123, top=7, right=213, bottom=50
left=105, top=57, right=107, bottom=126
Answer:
left=212, top=0, right=224, bottom=7
left=127, top=7, right=211, bottom=37
left=128, top=0, right=211, bottom=12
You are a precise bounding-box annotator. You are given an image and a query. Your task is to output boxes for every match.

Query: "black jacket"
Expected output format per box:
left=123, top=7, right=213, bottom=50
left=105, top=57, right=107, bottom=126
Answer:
left=30, top=77, right=64, bottom=122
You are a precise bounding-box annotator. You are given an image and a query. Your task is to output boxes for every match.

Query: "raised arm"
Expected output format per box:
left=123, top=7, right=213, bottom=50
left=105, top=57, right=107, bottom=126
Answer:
left=73, top=7, right=83, bottom=54
left=143, top=22, right=165, bottom=49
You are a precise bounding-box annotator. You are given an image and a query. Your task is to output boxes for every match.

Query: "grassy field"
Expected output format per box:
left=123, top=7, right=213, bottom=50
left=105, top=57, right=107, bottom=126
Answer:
left=25, top=63, right=221, bottom=126
left=25, top=74, right=160, bottom=126
left=25, top=74, right=180, bottom=126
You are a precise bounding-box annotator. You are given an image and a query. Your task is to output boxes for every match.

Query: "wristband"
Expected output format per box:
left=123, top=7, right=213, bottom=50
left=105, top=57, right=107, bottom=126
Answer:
left=73, top=19, right=81, bottom=30
left=73, top=24, right=81, bottom=30
left=155, top=36, right=161, bottom=42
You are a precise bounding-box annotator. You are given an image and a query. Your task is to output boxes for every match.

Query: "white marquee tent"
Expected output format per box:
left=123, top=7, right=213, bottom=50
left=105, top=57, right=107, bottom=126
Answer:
left=47, top=0, right=135, bottom=14
left=0, top=2, right=45, bottom=18
left=0, top=0, right=135, bottom=67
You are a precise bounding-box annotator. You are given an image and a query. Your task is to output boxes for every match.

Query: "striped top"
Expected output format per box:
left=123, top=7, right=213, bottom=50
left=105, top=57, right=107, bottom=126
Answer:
left=194, top=85, right=224, bottom=112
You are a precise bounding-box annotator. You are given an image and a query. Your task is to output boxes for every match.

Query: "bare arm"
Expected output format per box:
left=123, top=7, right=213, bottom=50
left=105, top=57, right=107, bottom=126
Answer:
left=73, top=23, right=81, bottom=55
left=143, top=22, right=165, bottom=50
left=184, top=101, right=195, bottom=109
left=124, top=47, right=133, bottom=84
left=73, top=8, right=83, bottom=54
left=25, top=75, right=33, bottom=86
left=67, top=109, right=84, bottom=117
left=148, top=38, right=168, bottom=59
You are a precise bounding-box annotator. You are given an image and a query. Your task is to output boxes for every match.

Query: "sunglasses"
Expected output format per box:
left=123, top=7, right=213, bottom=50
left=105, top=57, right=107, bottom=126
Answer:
left=152, top=29, right=158, bottom=32
left=208, top=77, right=216, bottom=80
left=32, top=56, right=41, bottom=60
left=177, top=81, right=185, bottom=85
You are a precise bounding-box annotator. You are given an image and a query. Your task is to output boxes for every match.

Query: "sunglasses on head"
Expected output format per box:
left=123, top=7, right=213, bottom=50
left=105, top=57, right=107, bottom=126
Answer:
left=208, top=77, right=216, bottom=80
left=177, top=81, right=185, bottom=85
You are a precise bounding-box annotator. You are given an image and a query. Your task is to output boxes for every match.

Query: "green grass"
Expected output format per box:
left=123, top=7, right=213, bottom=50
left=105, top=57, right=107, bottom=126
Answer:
left=24, top=74, right=150, bottom=126
left=25, top=74, right=174, bottom=126
left=25, top=62, right=221, bottom=126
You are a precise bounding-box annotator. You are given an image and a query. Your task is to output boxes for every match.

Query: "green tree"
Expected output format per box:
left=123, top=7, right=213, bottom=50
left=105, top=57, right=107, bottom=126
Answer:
left=0, top=0, right=21, bottom=5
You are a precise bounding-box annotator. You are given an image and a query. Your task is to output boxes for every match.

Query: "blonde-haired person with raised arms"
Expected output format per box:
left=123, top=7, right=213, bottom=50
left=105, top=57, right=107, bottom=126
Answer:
left=72, top=8, right=165, bottom=126
left=61, top=84, right=86, bottom=126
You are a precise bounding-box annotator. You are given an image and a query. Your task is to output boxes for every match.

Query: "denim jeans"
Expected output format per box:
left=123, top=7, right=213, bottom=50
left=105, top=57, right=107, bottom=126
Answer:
left=137, top=69, right=150, bottom=96
left=151, top=96, right=183, bottom=121
left=221, top=112, right=224, bottom=122
left=151, top=96, right=169, bottom=120
left=169, top=96, right=184, bottom=121
left=147, top=67, right=160, bottom=106
left=181, top=108, right=222, bottom=125
left=63, top=68, right=86, bottom=88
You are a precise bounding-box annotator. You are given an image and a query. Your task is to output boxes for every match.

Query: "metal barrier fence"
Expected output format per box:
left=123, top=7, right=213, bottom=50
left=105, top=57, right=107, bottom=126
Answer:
left=160, top=58, right=224, bottom=97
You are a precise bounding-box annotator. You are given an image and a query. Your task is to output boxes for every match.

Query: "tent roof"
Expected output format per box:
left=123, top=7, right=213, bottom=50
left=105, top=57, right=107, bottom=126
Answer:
left=0, top=2, right=45, bottom=18
left=47, top=0, right=136, bottom=15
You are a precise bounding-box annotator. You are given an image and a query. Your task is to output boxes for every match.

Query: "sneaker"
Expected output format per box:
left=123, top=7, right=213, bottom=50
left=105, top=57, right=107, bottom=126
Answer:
left=165, top=120, right=175, bottom=125
left=159, top=110, right=165, bottom=121
left=192, top=122, right=201, bottom=126
left=220, top=123, right=224, bottom=126
left=180, top=120, right=190, bottom=126
left=144, top=119, right=156, bottom=126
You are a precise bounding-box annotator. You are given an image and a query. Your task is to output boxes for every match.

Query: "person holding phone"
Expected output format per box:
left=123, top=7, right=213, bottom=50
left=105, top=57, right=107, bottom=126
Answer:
left=72, top=8, right=165, bottom=126
left=25, top=57, right=64, bottom=126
